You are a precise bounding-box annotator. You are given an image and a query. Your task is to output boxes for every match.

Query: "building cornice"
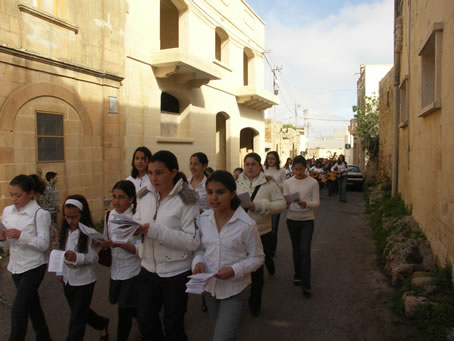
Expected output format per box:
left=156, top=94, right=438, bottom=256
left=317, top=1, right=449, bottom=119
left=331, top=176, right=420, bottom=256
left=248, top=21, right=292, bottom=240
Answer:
left=0, top=45, right=124, bottom=83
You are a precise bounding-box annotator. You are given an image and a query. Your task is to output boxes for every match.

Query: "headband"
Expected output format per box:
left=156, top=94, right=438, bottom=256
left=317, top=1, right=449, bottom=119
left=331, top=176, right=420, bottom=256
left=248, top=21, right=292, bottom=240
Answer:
left=65, top=199, right=84, bottom=211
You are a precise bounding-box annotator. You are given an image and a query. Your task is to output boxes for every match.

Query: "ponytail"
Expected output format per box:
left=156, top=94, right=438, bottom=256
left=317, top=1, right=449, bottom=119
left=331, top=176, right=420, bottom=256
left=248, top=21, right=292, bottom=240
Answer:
left=10, top=174, right=45, bottom=195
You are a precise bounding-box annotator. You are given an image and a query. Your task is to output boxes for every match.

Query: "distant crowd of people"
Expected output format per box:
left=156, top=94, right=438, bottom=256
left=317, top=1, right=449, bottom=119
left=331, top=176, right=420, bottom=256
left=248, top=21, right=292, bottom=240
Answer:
left=0, top=148, right=357, bottom=341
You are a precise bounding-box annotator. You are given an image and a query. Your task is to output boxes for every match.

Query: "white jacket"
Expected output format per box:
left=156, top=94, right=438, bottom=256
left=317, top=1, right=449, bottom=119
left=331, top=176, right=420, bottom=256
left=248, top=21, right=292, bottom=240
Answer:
left=134, top=179, right=200, bottom=277
left=236, top=172, right=286, bottom=236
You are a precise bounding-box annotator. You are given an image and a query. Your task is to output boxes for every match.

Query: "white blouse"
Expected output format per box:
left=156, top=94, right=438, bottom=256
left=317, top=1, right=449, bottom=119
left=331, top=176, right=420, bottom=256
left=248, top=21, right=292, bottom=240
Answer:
left=126, top=174, right=151, bottom=194
left=188, top=175, right=209, bottom=210
left=192, top=207, right=264, bottom=299
left=104, top=207, right=141, bottom=281
left=60, top=229, right=98, bottom=286
left=1, top=200, right=50, bottom=274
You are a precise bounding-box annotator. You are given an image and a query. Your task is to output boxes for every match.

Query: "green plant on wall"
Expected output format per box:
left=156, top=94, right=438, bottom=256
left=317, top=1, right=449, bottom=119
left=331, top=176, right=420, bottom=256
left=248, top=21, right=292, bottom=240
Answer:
left=352, top=94, right=379, bottom=157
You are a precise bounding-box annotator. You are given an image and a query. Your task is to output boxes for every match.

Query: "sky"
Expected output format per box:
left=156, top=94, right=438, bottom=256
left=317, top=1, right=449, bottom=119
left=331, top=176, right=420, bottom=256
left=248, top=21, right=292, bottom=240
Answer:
left=246, top=0, right=394, bottom=139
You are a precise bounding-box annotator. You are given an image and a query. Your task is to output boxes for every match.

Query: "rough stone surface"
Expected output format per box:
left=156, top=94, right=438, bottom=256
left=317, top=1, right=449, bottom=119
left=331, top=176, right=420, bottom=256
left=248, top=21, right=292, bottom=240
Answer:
left=403, top=293, right=428, bottom=318
left=411, top=276, right=433, bottom=288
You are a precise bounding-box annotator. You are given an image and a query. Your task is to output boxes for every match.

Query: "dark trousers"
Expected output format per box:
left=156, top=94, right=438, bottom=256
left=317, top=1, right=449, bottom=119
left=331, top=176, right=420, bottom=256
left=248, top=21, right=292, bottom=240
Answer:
left=117, top=307, right=135, bottom=341
left=270, top=214, right=281, bottom=257
left=63, top=282, right=108, bottom=341
left=10, top=264, right=51, bottom=341
left=249, top=232, right=273, bottom=310
left=287, top=219, right=314, bottom=289
left=137, top=268, right=191, bottom=341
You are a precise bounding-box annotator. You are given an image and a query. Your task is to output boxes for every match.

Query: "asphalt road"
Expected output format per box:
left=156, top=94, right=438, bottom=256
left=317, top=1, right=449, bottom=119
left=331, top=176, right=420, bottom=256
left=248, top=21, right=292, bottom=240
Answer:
left=0, top=188, right=421, bottom=341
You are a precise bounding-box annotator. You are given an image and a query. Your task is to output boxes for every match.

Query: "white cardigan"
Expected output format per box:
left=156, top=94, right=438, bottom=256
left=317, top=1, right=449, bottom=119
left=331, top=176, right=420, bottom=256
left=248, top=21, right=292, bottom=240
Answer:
left=134, top=179, right=200, bottom=277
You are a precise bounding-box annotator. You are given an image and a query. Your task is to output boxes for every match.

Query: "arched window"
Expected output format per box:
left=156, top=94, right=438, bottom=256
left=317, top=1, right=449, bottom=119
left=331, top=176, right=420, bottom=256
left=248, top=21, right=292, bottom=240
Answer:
left=215, top=27, right=229, bottom=64
left=160, top=0, right=179, bottom=49
left=161, top=92, right=180, bottom=113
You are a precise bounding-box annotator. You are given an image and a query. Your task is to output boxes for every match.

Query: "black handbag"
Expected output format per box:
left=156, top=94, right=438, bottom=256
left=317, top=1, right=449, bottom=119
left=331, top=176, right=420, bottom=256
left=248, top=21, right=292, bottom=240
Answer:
left=98, top=211, right=112, bottom=267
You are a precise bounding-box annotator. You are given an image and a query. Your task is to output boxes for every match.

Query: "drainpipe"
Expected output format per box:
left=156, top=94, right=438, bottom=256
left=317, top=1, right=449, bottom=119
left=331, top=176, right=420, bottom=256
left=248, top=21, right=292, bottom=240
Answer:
left=392, top=0, right=402, bottom=197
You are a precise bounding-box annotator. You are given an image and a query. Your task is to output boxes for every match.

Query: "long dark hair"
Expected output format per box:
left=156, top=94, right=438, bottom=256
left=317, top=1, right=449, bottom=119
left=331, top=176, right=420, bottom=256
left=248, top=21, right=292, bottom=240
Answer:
left=112, top=180, right=137, bottom=214
left=59, top=194, right=93, bottom=253
left=206, top=170, right=241, bottom=210
left=131, top=146, right=152, bottom=178
left=150, top=150, right=187, bottom=184
left=10, top=174, right=46, bottom=195
left=264, top=151, right=281, bottom=169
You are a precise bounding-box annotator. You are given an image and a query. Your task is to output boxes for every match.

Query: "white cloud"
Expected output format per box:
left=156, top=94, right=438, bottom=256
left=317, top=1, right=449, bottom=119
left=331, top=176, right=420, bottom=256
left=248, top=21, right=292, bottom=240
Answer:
left=264, top=0, right=393, bottom=138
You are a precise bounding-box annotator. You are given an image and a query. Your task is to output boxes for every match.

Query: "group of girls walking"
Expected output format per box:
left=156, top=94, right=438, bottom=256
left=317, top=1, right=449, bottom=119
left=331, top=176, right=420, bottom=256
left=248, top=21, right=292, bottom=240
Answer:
left=0, top=146, right=320, bottom=341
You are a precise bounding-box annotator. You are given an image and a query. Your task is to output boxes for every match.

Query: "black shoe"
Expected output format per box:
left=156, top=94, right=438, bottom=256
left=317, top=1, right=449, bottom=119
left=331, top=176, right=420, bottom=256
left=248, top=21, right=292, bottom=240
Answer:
left=302, top=288, right=312, bottom=298
left=265, top=259, right=275, bottom=276
left=249, top=305, right=261, bottom=317
left=100, top=321, right=109, bottom=341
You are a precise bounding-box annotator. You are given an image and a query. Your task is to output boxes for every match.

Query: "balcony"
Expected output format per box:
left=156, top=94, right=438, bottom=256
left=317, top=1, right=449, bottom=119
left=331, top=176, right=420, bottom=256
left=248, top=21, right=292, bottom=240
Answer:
left=236, top=86, right=279, bottom=110
left=151, top=48, right=222, bottom=87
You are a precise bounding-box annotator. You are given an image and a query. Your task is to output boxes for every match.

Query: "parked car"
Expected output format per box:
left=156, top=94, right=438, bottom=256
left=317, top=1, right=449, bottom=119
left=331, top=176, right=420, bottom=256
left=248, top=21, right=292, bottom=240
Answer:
left=347, top=165, right=364, bottom=191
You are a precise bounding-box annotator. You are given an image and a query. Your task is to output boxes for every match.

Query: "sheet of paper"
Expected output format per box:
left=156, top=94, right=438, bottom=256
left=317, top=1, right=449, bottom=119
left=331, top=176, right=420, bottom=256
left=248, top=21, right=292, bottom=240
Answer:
left=78, top=222, right=106, bottom=241
left=237, top=192, right=251, bottom=208
left=48, top=250, right=65, bottom=272
left=284, top=192, right=300, bottom=203
left=110, top=224, right=141, bottom=243
left=110, top=213, right=142, bottom=227
left=185, top=272, right=216, bottom=295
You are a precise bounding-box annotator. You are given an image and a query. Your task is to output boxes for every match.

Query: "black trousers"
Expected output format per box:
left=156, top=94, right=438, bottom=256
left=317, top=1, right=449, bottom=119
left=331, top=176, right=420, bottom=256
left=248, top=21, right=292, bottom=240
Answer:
left=249, top=232, right=273, bottom=310
left=63, top=282, right=108, bottom=341
left=137, top=268, right=191, bottom=341
left=10, top=264, right=51, bottom=341
left=287, top=219, right=314, bottom=289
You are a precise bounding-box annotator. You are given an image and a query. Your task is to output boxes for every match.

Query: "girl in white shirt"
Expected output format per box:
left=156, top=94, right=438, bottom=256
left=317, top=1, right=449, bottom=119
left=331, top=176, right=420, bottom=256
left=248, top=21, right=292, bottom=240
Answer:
left=331, top=154, right=349, bottom=203
left=102, top=180, right=141, bottom=341
left=0, top=174, right=52, bottom=341
left=193, top=170, right=264, bottom=341
left=263, top=151, right=287, bottom=261
left=134, top=150, right=200, bottom=341
left=58, top=195, right=109, bottom=341
left=188, top=152, right=209, bottom=212
left=283, top=156, right=320, bottom=297
left=126, top=146, right=152, bottom=194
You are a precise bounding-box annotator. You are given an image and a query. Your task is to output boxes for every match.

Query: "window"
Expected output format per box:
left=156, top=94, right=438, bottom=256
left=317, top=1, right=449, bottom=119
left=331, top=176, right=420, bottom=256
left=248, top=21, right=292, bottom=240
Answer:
left=36, top=113, right=64, bottom=162
left=243, top=48, right=254, bottom=86
left=32, top=0, right=67, bottom=17
left=161, top=92, right=180, bottom=113
left=215, top=27, right=229, bottom=64
left=399, top=77, right=408, bottom=126
left=418, top=22, right=443, bottom=117
left=160, top=0, right=179, bottom=50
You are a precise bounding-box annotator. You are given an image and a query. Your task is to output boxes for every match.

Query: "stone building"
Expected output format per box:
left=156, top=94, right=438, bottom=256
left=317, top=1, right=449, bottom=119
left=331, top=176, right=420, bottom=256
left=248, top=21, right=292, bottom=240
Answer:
left=351, top=64, right=392, bottom=172
left=385, top=0, right=454, bottom=269
left=378, top=67, right=394, bottom=182
left=264, top=119, right=300, bottom=165
left=0, top=0, right=278, bottom=220
left=306, top=130, right=350, bottom=162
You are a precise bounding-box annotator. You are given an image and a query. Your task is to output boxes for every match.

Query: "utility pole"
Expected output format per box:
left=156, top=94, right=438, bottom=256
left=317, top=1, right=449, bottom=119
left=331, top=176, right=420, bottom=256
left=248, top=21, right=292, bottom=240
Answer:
left=272, top=66, right=282, bottom=121
left=294, top=103, right=301, bottom=128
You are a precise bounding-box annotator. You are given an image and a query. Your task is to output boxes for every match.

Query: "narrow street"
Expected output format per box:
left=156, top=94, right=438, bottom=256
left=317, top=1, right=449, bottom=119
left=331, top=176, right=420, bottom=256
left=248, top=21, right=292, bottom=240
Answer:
left=0, top=189, right=421, bottom=341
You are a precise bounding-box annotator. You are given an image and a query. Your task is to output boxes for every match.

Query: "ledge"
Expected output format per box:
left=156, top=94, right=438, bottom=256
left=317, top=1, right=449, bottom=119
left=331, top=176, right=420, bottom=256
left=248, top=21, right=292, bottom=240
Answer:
left=156, top=136, right=194, bottom=144
left=399, top=120, right=408, bottom=128
left=0, top=45, right=124, bottom=84
left=212, top=59, right=232, bottom=72
left=151, top=48, right=222, bottom=87
left=418, top=101, right=441, bottom=118
left=18, top=2, right=79, bottom=33
left=236, top=86, right=279, bottom=110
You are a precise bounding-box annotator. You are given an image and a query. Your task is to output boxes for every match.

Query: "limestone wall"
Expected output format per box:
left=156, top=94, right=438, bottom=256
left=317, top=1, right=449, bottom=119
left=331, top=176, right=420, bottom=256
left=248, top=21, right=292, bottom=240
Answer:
left=397, top=0, right=454, bottom=267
